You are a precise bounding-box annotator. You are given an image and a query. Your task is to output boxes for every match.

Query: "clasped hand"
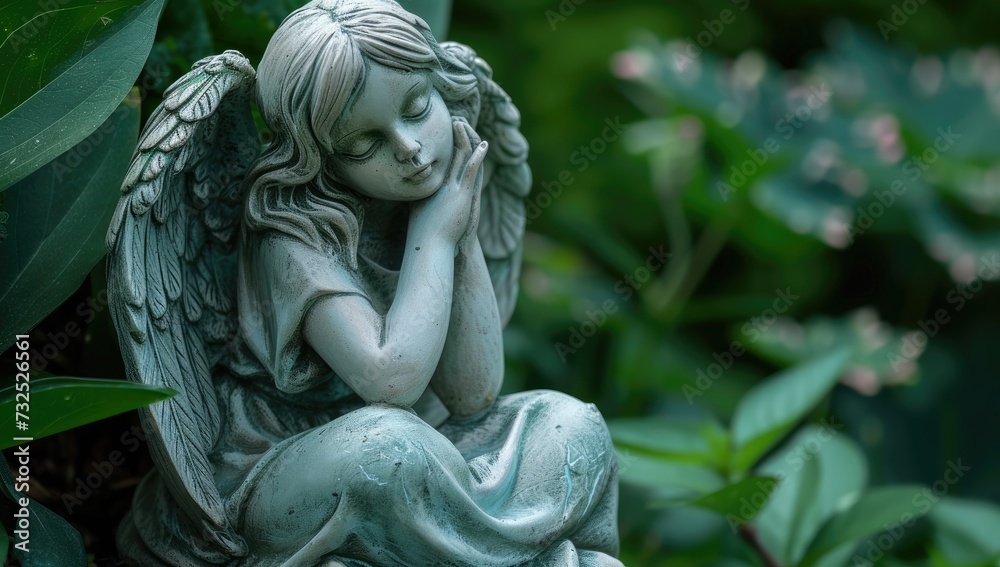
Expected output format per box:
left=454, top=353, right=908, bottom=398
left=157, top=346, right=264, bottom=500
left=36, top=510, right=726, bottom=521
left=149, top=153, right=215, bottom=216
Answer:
left=409, top=117, right=486, bottom=254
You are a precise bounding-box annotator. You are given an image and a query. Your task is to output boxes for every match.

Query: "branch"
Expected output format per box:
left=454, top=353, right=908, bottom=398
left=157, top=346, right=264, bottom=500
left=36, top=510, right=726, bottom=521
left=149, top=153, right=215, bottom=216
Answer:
left=737, top=524, right=782, bottom=567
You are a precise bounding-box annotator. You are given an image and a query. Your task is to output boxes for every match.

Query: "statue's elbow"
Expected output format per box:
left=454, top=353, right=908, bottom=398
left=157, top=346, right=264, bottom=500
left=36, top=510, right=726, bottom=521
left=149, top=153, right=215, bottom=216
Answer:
left=352, top=355, right=433, bottom=408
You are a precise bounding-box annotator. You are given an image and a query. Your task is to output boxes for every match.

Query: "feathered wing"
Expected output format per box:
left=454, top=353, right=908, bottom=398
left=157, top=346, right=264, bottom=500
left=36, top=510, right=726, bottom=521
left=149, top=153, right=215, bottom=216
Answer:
left=444, top=42, right=532, bottom=327
left=106, top=51, right=260, bottom=558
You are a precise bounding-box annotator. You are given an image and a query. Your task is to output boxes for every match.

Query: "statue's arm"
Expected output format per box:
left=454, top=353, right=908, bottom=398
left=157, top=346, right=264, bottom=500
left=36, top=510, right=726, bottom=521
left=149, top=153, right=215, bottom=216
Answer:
left=430, top=236, right=504, bottom=418
left=301, top=226, right=455, bottom=406
left=302, top=121, right=488, bottom=406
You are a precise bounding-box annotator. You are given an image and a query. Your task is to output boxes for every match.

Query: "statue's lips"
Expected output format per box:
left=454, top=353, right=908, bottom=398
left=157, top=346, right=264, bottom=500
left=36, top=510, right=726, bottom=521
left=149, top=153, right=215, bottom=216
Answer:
left=406, top=162, right=433, bottom=182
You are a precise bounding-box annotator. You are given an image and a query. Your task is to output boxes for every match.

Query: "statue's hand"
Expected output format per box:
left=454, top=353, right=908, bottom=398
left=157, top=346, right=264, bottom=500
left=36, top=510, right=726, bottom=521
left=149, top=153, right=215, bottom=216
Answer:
left=410, top=117, right=487, bottom=252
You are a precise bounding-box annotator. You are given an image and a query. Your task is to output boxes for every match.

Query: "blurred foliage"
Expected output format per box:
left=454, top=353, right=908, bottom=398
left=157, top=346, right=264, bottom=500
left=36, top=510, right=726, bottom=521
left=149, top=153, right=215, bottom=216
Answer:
left=446, top=0, right=1000, bottom=565
left=2, top=0, right=1000, bottom=565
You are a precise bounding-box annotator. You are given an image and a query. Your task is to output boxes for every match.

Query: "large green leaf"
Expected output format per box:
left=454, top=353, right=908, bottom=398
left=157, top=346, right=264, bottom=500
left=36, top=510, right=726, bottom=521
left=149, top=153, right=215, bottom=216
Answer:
left=930, top=498, right=1000, bottom=566
left=616, top=449, right=725, bottom=504
left=0, top=0, right=163, bottom=190
left=0, top=459, right=85, bottom=566
left=609, top=417, right=728, bottom=469
left=0, top=94, right=139, bottom=353
left=800, top=485, right=932, bottom=567
left=0, top=377, right=175, bottom=449
left=753, top=425, right=868, bottom=566
left=686, top=476, right=778, bottom=527
left=729, top=347, right=853, bottom=474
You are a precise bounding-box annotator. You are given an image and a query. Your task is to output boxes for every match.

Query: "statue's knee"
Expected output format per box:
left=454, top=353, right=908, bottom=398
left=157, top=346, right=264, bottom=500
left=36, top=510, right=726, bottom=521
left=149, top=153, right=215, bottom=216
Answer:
left=338, top=405, right=428, bottom=453
left=242, top=409, right=429, bottom=549
left=533, top=390, right=608, bottom=429
left=531, top=390, right=615, bottom=459
left=334, top=406, right=438, bottom=485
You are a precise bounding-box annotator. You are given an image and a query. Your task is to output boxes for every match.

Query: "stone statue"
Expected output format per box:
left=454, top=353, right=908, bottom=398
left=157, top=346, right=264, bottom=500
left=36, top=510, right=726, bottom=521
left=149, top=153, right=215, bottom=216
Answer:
left=105, top=1, right=621, bottom=564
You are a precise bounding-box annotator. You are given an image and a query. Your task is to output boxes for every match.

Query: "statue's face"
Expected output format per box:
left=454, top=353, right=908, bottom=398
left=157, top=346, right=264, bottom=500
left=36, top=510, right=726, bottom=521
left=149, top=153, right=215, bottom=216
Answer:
left=330, top=63, right=454, bottom=201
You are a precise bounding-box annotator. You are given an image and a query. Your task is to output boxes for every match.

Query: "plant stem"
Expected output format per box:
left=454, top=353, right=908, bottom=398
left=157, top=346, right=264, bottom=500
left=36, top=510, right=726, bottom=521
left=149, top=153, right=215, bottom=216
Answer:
left=642, top=149, right=734, bottom=327
left=738, top=524, right=782, bottom=567
left=653, top=216, right=732, bottom=323
left=642, top=160, right=691, bottom=322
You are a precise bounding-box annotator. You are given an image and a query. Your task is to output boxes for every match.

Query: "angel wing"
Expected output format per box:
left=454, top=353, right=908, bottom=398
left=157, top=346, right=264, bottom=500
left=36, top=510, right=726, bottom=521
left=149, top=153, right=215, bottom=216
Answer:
left=106, top=50, right=260, bottom=557
left=443, top=42, right=532, bottom=327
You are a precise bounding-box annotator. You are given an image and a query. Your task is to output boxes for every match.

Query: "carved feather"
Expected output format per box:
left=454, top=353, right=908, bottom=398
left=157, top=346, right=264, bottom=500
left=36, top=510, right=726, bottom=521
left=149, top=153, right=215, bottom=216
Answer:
left=185, top=218, right=206, bottom=262
left=144, top=223, right=168, bottom=325
left=121, top=152, right=152, bottom=193
left=152, top=165, right=182, bottom=222
left=139, top=109, right=181, bottom=153
left=158, top=222, right=183, bottom=302
left=443, top=42, right=532, bottom=326
left=165, top=203, right=187, bottom=256
left=479, top=163, right=530, bottom=259
left=125, top=215, right=147, bottom=308
left=105, top=50, right=260, bottom=557
left=182, top=266, right=204, bottom=324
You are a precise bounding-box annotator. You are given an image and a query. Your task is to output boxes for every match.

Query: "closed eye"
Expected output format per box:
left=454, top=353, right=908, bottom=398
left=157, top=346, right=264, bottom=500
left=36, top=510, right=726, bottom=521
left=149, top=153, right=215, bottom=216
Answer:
left=340, top=139, right=381, bottom=162
left=403, top=88, right=432, bottom=120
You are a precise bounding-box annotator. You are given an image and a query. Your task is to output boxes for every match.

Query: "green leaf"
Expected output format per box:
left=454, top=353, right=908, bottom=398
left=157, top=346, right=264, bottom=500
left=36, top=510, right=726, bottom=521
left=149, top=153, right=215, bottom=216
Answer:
left=751, top=171, right=858, bottom=250
left=930, top=498, right=1000, bottom=566
left=0, top=94, right=139, bottom=352
left=0, top=377, right=175, bottom=449
left=799, top=485, right=932, bottom=567
left=753, top=424, right=868, bottom=566
left=0, top=523, right=7, bottom=566
left=616, top=449, right=725, bottom=504
left=0, top=0, right=163, bottom=190
left=928, top=546, right=962, bottom=567
left=812, top=543, right=863, bottom=567
left=729, top=347, right=853, bottom=474
left=397, top=0, right=453, bottom=40
left=609, top=417, right=729, bottom=469
left=0, top=458, right=85, bottom=566
left=782, top=451, right=824, bottom=562
left=686, top=476, right=778, bottom=524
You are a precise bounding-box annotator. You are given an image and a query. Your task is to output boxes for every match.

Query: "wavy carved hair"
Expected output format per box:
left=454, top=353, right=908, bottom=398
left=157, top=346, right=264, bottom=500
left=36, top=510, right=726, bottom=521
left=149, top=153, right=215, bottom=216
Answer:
left=245, top=0, right=479, bottom=267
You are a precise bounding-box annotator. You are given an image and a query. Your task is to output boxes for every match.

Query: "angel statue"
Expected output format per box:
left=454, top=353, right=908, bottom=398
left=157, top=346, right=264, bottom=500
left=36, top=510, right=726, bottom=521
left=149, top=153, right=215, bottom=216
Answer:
left=105, top=1, right=621, bottom=565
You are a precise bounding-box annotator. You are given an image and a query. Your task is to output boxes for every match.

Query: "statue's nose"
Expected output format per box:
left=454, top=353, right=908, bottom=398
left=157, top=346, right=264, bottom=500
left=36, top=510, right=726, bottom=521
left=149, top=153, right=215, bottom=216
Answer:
left=393, top=130, right=422, bottom=163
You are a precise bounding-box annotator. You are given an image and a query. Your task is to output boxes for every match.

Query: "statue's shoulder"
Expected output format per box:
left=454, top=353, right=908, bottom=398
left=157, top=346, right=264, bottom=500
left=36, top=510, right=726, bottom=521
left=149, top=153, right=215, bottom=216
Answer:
left=240, top=224, right=365, bottom=310
left=261, top=229, right=353, bottom=273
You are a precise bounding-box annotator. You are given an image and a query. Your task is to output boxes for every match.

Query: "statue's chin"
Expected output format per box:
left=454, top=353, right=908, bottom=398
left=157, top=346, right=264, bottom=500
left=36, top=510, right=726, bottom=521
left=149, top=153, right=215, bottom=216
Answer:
left=399, top=161, right=445, bottom=200
left=353, top=162, right=445, bottom=202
